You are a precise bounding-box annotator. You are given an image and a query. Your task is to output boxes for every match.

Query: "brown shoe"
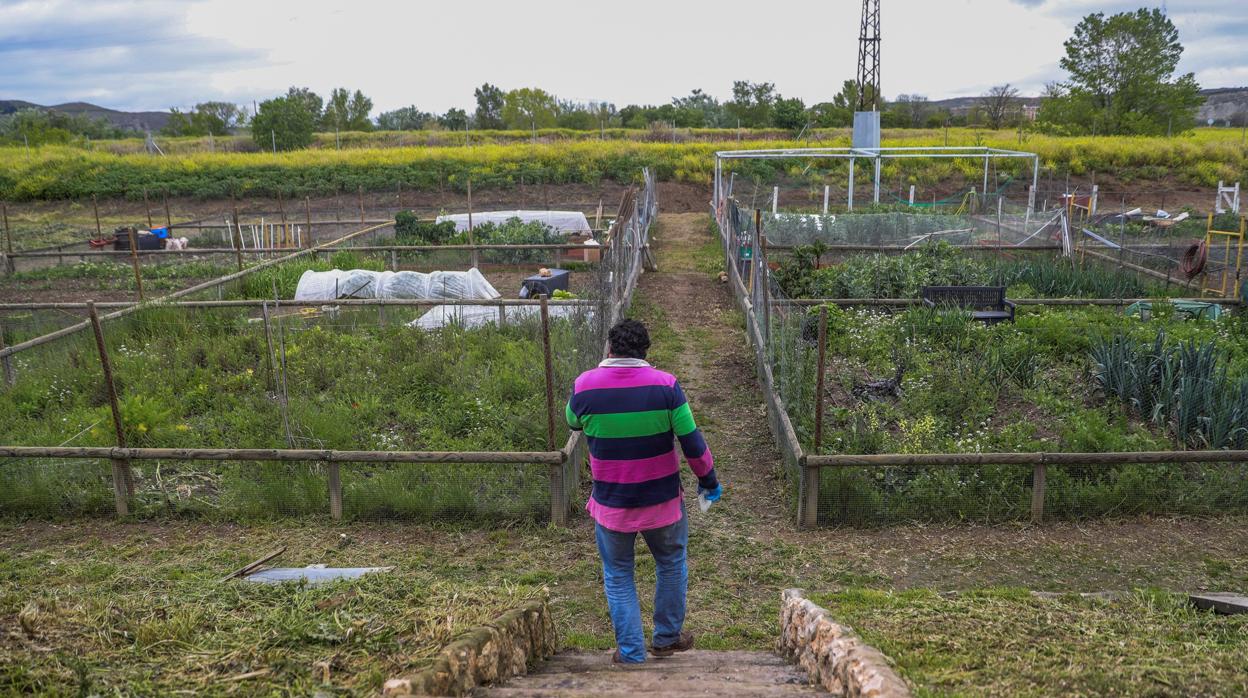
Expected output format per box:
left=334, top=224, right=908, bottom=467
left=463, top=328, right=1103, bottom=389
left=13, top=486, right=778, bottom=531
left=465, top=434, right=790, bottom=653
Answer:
left=649, top=631, right=694, bottom=657
left=611, top=649, right=643, bottom=665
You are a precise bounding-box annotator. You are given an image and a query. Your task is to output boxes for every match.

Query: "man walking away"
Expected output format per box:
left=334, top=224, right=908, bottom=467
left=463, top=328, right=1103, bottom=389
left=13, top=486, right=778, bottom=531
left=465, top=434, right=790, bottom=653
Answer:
left=565, top=319, right=722, bottom=664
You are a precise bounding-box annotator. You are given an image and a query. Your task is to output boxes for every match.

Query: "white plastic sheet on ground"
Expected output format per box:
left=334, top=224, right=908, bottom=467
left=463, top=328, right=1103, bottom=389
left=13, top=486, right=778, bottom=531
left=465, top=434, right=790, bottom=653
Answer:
left=435, top=210, right=591, bottom=234
left=408, top=303, right=589, bottom=331
left=293, top=268, right=500, bottom=301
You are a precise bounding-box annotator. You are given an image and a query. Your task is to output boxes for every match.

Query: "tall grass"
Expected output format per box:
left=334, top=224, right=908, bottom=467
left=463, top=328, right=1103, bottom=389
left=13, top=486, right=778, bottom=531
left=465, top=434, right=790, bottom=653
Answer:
left=3, top=127, right=1246, bottom=200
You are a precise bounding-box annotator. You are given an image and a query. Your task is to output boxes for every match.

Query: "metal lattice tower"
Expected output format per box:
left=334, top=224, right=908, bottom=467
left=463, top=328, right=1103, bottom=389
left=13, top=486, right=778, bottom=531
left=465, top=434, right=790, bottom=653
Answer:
left=856, top=0, right=881, bottom=112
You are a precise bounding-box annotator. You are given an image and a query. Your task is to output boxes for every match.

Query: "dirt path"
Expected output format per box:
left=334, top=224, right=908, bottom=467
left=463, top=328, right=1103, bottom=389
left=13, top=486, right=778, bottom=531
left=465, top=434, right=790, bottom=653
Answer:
left=631, top=213, right=793, bottom=536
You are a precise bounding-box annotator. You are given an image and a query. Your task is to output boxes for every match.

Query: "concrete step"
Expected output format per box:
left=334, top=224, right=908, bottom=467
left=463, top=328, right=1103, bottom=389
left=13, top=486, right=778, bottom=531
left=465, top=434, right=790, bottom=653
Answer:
left=473, top=650, right=824, bottom=697
left=535, top=650, right=790, bottom=671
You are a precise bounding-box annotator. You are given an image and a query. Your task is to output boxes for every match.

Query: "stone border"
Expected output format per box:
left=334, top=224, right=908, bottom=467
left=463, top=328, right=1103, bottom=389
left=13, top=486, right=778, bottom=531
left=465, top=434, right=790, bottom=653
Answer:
left=383, top=599, right=557, bottom=697
left=778, top=589, right=912, bottom=698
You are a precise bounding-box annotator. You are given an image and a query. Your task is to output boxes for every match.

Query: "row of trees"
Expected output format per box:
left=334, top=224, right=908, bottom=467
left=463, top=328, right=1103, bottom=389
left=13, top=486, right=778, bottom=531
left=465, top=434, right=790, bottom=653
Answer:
left=0, top=109, right=127, bottom=146
left=3, top=6, right=1202, bottom=150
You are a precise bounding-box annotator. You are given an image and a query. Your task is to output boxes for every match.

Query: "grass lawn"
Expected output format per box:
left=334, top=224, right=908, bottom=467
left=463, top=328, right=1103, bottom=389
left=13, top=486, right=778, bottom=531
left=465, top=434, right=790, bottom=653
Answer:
left=813, top=587, right=1248, bottom=697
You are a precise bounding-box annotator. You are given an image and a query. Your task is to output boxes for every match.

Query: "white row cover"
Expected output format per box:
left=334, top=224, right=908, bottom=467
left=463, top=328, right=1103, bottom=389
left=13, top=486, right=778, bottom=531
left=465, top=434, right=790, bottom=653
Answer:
left=293, top=268, right=500, bottom=301
left=409, top=304, right=587, bottom=331
left=435, top=210, right=592, bottom=234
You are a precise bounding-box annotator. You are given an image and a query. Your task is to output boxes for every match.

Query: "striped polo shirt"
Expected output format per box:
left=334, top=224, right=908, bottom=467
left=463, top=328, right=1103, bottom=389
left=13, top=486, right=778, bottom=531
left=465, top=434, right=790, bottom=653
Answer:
left=566, top=358, right=716, bottom=532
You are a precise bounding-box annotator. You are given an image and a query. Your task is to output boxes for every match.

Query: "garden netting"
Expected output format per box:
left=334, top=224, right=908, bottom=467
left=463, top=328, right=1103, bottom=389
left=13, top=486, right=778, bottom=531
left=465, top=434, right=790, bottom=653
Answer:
left=716, top=194, right=1248, bottom=528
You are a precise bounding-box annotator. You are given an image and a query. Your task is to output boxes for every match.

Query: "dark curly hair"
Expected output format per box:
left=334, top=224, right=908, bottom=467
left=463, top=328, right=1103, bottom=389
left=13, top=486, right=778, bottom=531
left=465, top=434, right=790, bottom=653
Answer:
left=608, top=319, right=651, bottom=359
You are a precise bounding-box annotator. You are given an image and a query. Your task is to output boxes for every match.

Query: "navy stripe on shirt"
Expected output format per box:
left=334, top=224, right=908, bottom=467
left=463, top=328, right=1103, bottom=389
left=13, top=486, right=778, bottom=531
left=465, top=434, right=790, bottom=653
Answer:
left=677, top=429, right=708, bottom=458
left=592, top=472, right=682, bottom=508
left=587, top=432, right=677, bottom=460
left=569, top=384, right=681, bottom=417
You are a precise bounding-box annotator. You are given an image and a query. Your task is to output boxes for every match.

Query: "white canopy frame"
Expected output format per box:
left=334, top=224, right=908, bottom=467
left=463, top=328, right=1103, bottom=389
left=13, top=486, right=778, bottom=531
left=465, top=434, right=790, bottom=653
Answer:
left=713, top=146, right=1041, bottom=216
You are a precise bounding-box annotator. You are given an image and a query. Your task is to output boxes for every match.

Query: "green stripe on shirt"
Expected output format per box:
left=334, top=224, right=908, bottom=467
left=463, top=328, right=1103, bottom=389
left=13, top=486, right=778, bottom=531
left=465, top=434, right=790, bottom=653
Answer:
left=671, top=403, right=697, bottom=437
left=581, top=408, right=672, bottom=438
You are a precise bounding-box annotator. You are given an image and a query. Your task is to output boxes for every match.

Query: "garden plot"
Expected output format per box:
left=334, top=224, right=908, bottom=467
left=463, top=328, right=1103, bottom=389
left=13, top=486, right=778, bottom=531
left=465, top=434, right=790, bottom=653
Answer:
left=716, top=191, right=1247, bottom=527
left=0, top=300, right=599, bottom=521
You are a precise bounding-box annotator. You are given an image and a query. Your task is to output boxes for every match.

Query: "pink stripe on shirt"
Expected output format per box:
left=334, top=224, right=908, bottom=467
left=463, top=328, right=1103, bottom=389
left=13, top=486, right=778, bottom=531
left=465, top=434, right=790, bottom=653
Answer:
left=575, top=366, right=677, bottom=392
left=587, top=495, right=684, bottom=533
left=591, top=450, right=680, bottom=484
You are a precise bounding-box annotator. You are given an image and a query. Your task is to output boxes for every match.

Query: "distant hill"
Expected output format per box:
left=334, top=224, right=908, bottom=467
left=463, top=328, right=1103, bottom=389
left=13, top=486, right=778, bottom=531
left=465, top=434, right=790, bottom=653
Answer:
left=927, top=88, right=1248, bottom=125
left=0, top=100, right=170, bottom=132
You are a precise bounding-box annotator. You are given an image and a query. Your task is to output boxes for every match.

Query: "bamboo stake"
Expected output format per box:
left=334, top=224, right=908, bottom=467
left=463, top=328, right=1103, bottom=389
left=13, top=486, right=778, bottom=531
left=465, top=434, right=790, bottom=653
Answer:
left=87, top=301, right=132, bottom=515
left=467, top=179, right=478, bottom=268
left=126, top=228, right=144, bottom=301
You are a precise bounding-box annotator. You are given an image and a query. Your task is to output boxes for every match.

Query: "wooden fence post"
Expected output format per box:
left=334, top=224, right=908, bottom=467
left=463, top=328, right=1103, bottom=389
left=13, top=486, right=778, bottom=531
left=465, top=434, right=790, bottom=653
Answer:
left=801, top=306, right=829, bottom=530
left=0, top=318, right=15, bottom=388
left=163, top=191, right=173, bottom=231
left=87, top=301, right=133, bottom=515
left=126, top=228, right=144, bottom=301
left=540, top=297, right=565, bottom=526
left=1031, top=462, right=1046, bottom=524
left=143, top=187, right=153, bottom=229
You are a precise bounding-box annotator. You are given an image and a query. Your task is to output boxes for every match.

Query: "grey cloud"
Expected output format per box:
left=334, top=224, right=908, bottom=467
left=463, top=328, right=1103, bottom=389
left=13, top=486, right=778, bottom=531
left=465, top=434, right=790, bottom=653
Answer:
left=0, top=2, right=263, bottom=110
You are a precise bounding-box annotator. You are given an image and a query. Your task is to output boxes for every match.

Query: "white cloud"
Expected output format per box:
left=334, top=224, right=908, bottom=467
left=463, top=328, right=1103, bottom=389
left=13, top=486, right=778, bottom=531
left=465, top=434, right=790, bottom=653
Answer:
left=3, top=0, right=1244, bottom=113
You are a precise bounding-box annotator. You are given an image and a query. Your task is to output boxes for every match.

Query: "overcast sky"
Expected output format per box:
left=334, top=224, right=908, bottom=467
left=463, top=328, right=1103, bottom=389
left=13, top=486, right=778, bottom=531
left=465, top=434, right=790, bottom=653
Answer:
left=2, top=0, right=1244, bottom=114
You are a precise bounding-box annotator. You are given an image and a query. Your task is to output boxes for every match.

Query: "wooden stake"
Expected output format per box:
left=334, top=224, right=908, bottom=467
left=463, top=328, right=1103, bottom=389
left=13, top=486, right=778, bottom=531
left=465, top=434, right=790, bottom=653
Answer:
left=143, top=188, right=153, bottom=229
left=218, top=546, right=287, bottom=583
left=304, top=196, right=313, bottom=249
left=163, top=191, right=172, bottom=231
left=87, top=301, right=132, bottom=515
left=261, top=302, right=277, bottom=391
left=3, top=202, right=14, bottom=274
left=814, top=306, right=828, bottom=451
left=1031, top=463, right=1046, bottom=524
left=126, top=228, right=144, bottom=301
left=540, top=296, right=564, bottom=526
left=0, top=318, right=15, bottom=388
left=2, top=202, right=11, bottom=256
left=358, top=185, right=365, bottom=224
left=231, top=197, right=244, bottom=272
left=92, top=195, right=102, bottom=239
left=277, top=190, right=288, bottom=248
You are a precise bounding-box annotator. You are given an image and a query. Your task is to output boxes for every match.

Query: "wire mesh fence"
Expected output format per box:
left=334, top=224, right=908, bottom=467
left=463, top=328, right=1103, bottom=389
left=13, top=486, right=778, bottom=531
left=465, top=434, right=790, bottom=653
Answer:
left=0, top=171, right=657, bottom=523
left=713, top=151, right=1248, bottom=529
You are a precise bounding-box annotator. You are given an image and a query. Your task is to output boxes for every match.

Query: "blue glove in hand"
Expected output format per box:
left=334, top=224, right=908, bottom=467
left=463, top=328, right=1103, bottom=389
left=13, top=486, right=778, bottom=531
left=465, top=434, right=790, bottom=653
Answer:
left=697, top=484, right=722, bottom=503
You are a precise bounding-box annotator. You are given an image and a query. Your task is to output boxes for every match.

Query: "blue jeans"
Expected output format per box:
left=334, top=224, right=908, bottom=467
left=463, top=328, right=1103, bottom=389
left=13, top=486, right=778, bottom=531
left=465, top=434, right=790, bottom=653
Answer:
left=594, top=510, right=688, bottom=663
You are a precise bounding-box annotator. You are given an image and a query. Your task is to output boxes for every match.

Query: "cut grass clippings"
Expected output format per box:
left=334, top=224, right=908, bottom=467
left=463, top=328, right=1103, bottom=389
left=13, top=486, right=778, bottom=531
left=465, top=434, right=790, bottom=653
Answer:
left=813, top=587, right=1248, bottom=697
